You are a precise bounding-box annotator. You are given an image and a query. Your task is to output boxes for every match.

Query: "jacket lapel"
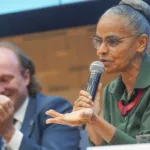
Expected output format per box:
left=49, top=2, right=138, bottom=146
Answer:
left=21, top=96, right=36, bottom=137
left=0, top=136, right=4, bottom=148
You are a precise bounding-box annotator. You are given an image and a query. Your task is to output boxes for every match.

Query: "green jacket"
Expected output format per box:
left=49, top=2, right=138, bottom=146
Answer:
left=103, top=53, right=150, bottom=145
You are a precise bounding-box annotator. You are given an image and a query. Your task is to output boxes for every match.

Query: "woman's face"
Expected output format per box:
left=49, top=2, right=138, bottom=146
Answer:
left=96, top=14, right=140, bottom=74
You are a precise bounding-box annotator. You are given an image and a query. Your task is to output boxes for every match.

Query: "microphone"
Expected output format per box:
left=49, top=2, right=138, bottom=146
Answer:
left=78, top=61, right=104, bottom=130
left=86, top=61, right=104, bottom=101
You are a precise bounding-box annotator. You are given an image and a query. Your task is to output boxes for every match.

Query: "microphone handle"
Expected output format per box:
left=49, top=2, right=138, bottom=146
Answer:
left=86, top=72, right=101, bottom=101
left=78, top=72, right=101, bottom=130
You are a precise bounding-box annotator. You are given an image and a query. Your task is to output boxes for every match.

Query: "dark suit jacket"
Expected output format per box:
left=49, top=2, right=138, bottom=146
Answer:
left=1, top=93, right=80, bottom=150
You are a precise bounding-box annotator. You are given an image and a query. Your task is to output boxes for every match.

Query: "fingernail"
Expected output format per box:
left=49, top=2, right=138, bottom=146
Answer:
left=89, top=95, right=92, bottom=99
left=91, top=101, right=94, bottom=105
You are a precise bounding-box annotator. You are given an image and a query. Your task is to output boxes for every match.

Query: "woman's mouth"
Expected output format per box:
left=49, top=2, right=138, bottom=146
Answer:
left=100, top=59, right=112, bottom=66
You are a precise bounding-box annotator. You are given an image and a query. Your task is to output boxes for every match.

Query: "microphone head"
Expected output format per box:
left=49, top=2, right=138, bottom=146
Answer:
left=90, top=61, right=104, bottom=73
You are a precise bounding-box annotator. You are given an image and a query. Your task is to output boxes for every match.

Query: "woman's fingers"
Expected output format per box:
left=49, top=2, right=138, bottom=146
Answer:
left=46, top=108, right=94, bottom=126
left=74, top=100, right=93, bottom=110
left=46, top=117, right=65, bottom=124
left=46, top=109, right=63, bottom=118
left=79, top=90, right=92, bottom=99
left=46, top=114, right=81, bottom=126
left=74, top=95, right=92, bottom=106
left=73, top=83, right=102, bottom=116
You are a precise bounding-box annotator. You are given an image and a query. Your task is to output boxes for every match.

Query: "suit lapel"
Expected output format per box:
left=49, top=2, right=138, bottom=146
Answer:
left=21, top=96, right=36, bottom=137
left=0, top=136, right=4, bottom=147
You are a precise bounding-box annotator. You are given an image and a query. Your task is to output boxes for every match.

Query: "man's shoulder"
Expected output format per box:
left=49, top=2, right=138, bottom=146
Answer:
left=33, top=93, right=72, bottom=113
left=35, top=93, right=70, bottom=104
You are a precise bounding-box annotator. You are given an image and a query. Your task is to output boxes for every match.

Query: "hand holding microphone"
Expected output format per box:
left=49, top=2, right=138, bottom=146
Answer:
left=73, top=60, right=104, bottom=113
left=46, top=61, right=104, bottom=126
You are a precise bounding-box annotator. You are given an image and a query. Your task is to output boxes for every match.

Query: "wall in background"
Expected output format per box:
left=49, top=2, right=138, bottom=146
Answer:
left=0, top=25, right=118, bottom=105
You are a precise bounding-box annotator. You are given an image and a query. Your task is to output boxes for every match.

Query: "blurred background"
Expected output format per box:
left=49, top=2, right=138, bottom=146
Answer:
left=0, top=0, right=149, bottom=104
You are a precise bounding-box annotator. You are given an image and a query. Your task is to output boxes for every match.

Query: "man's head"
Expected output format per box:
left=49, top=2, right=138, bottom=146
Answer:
left=0, top=41, right=41, bottom=111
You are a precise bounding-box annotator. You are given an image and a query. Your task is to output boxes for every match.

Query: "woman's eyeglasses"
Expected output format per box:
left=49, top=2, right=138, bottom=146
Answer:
left=91, top=35, right=140, bottom=50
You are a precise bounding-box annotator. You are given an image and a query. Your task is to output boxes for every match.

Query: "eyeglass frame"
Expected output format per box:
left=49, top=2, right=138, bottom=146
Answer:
left=91, top=34, right=141, bottom=50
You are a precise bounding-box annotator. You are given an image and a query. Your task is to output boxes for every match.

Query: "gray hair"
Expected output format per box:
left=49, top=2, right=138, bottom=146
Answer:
left=100, top=0, right=150, bottom=51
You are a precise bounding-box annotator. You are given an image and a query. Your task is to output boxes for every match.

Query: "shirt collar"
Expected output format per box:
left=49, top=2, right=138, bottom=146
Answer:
left=14, top=97, right=29, bottom=123
left=134, top=53, right=150, bottom=88
left=109, top=53, right=150, bottom=99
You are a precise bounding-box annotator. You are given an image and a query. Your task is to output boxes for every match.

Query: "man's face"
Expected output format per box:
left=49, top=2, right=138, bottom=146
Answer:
left=0, top=47, right=30, bottom=111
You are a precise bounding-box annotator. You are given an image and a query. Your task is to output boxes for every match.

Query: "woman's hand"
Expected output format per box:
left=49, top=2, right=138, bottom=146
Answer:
left=46, top=82, right=102, bottom=126
left=46, top=108, right=94, bottom=126
left=46, top=90, right=94, bottom=126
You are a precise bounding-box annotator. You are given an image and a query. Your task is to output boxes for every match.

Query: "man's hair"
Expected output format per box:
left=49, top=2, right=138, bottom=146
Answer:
left=0, top=41, right=42, bottom=96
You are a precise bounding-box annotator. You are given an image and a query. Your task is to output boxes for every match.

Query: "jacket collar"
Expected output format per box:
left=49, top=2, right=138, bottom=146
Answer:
left=134, top=53, right=150, bottom=88
left=21, top=96, right=36, bottom=137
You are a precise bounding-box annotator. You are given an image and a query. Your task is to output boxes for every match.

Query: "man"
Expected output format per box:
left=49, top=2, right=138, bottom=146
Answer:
left=0, top=41, right=80, bottom=150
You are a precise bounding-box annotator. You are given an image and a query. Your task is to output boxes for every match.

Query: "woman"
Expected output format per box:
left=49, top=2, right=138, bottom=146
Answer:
left=46, top=0, right=150, bottom=145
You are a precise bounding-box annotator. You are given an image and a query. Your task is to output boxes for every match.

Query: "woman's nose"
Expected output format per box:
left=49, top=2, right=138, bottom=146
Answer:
left=96, top=43, right=109, bottom=56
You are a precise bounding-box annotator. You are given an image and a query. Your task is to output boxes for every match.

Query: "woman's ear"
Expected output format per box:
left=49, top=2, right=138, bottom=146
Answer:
left=136, top=34, right=148, bottom=53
